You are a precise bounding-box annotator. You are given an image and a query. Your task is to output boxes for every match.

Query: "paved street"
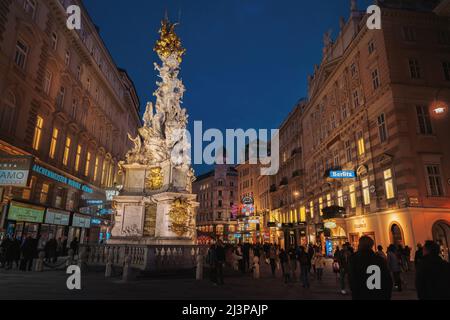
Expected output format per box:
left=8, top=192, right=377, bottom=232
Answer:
left=0, top=260, right=418, bottom=300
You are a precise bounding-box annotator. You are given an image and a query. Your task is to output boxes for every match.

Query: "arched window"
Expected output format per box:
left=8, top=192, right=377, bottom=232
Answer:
left=0, top=91, right=16, bottom=135
left=390, top=224, right=404, bottom=246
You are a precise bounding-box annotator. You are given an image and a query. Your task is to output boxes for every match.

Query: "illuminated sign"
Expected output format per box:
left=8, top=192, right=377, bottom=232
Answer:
left=324, top=221, right=337, bottom=229
left=105, top=189, right=119, bottom=201
left=0, top=156, right=33, bottom=187
left=329, top=170, right=356, bottom=179
left=91, top=218, right=102, bottom=225
left=8, top=201, right=45, bottom=223
left=33, top=164, right=93, bottom=194
left=45, top=208, right=70, bottom=226
left=72, top=213, right=91, bottom=228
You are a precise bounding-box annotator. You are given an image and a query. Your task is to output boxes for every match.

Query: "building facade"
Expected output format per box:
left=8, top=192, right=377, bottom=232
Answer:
left=268, top=100, right=306, bottom=248
left=0, top=0, right=141, bottom=245
left=193, top=164, right=238, bottom=243
left=298, top=0, right=450, bottom=257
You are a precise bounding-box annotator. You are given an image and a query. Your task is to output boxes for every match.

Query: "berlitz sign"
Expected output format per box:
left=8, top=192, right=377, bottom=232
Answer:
left=0, top=156, right=33, bottom=187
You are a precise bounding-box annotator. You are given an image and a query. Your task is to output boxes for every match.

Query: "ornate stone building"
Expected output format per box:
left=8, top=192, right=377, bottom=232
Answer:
left=0, top=0, right=141, bottom=244
left=193, top=164, right=238, bottom=243
left=299, top=0, right=450, bottom=256
left=268, top=100, right=306, bottom=248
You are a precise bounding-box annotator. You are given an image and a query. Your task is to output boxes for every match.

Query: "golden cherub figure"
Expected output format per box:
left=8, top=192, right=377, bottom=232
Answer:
left=154, top=18, right=186, bottom=63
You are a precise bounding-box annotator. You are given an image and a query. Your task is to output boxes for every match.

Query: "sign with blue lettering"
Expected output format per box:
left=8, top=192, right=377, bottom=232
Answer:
left=329, top=170, right=356, bottom=179
left=33, top=164, right=93, bottom=193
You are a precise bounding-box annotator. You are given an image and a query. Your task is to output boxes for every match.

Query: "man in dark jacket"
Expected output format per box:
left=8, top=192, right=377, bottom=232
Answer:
left=215, top=241, right=226, bottom=285
left=414, top=243, right=423, bottom=270
left=349, top=236, right=393, bottom=300
left=20, top=236, right=35, bottom=271
left=416, top=240, right=450, bottom=300
left=207, top=243, right=218, bottom=285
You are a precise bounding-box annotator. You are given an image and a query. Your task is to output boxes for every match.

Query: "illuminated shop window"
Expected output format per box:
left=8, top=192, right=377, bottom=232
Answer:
left=319, top=197, right=323, bottom=215
left=300, top=207, right=306, bottom=222
left=337, top=189, right=344, bottom=207
left=94, top=156, right=99, bottom=181
left=357, top=132, right=365, bottom=156
left=40, top=183, right=50, bottom=204
left=326, top=194, right=332, bottom=207
left=309, top=201, right=314, bottom=219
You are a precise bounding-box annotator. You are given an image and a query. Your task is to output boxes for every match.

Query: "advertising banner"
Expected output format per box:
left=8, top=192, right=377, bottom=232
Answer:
left=0, top=156, right=33, bottom=187
left=45, top=208, right=70, bottom=226
left=72, top=213, right=91, bottom=228
left=8, top=201, right=45, bottom=223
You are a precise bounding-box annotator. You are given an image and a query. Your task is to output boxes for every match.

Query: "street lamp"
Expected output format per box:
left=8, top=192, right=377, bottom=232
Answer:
left=430, top=88, right=448, bottom=118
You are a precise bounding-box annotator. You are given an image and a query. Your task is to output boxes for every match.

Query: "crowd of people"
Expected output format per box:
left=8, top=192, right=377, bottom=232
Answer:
left=206, top=238, right=450, bottom=300
left=0, top=235, right=80, bottom=271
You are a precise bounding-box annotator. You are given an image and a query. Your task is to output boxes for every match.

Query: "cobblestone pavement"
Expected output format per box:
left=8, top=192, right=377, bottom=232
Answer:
left=0, top=260, right=418, bottom=300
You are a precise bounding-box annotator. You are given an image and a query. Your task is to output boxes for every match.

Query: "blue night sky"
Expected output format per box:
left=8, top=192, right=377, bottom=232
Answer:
left=83, top=0, right=372, bottom=175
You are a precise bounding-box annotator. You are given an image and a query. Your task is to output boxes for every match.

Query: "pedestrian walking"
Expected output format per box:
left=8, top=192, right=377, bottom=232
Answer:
left=348, top=236, right=393, bottom=300
left=288, top=246, right=297, bottom=280
left=269, top=244, right=277, bottom=278
left=387, top=244, right=402, bottom=292
left=70, top=237, right=79, bottom=255
left=279, top=249, right=291, bottom=283
left=206, top=243, right=218, bottom=285
left=297, top=246, right=310, bottom=288
left=375, top=245, right=387, bottom=260
left=336, top=242, right=352, bottom=295
left=20, top=236, right=35, bottom=271
left=416, top=240, right=450, bottom=300
left=314, top=252, right=326, bottom=281
left=414, top=243, right=423, bottom=270
left=216, top=240, right=225, bottom=285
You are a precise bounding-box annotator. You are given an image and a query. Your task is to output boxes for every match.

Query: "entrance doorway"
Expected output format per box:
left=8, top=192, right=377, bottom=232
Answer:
left=432, top=220, right=450, bottom=262
left=390, top=224, right=404, bottom=246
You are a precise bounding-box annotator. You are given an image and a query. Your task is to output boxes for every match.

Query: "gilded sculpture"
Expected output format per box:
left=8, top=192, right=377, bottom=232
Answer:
left=168, top=198, right=194, bottom=237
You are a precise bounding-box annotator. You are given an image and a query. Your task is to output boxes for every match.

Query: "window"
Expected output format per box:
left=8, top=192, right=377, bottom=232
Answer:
left=85, top=152, right=91, bottom=176
left=326, top=194, right=332, bottom=207
left=349, top=184, right=356, bottom=209
left=218, top=200, right=222, bottom=208
left=416, top=106, right=433, bottom=135
left=357, top=131, right=365, bottom=156
left=218, top=190, right=222, bottom=197
left=351, top=63, right=357, bottom=77
left=384, top=169, right=395, bottom=199
left=330, top=113, right=336, bottom=129
left=56, top=87, right=65, bottom=109
left=409, top=59, right=422, bottom=79
left=76, top=65, right=81, bottom=80
left=65, top=50, right=70, bottom=66
left=14, top=40, right=28, bottom=69
left=300, top=206, right=306, bottom=222
left=42, top=69, right=53, bottom=95
left=426, top=165, right=444, bottom=197
left=345, top=140, right=352, bottom=163
left=368, top=40, right=375, bottom=54
left=443, top=61, right=450, bottom=81
left=75, top=145, right=82, bottom=172
left=337, top=189, right=344, bottom=207
left=32, top=115, right=44, bottom=150
left=51, top=32, right=58, bottom=51
left=23, top=0, right=37, bottom=18
left=319, top=197, right=323, bottom=215
left=309, top=201, right=314, bottom=218
left=101, top=160, right=107, bottom=185
left=403, top=26, right=416, bottom=42
left=40, top=183, right=50, bottom=204
left=333, top=150, right=340, bottom=167
left=378, top=113, right=388, bottom=143
left=71, top=99, right=77, bottom=119
left=372, top=69, right=380, bottom=90
left=63, top=137, right=71, bottom=166
left=49, top=127, right=58, bottom=159
left=362, top=179, right=370, bottom=205
left=94, top=156, right=99, bottom=181
left=0, top=91, right=16, bottom=134
left=353, top=90, right=360, bottom=108
left=341, top=104, right=348, bottom=120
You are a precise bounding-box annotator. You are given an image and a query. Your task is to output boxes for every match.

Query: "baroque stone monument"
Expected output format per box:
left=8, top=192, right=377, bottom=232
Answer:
left=109, top=18, right=198, bottom=245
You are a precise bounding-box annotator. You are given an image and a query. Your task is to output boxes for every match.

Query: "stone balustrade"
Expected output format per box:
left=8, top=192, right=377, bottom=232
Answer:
left=81, top=244, right=207, bottom=272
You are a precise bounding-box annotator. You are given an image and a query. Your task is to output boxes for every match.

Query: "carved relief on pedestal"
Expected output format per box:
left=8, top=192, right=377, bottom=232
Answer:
left=168, top=198, right=194, bottom=237
left=143, top=203, right=157, bottom=237
left=145, top=167, right=164, bottom=191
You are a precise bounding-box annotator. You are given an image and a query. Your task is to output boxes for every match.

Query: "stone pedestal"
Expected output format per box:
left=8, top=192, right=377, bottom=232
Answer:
left=109, top=192, right=198, bottom=246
